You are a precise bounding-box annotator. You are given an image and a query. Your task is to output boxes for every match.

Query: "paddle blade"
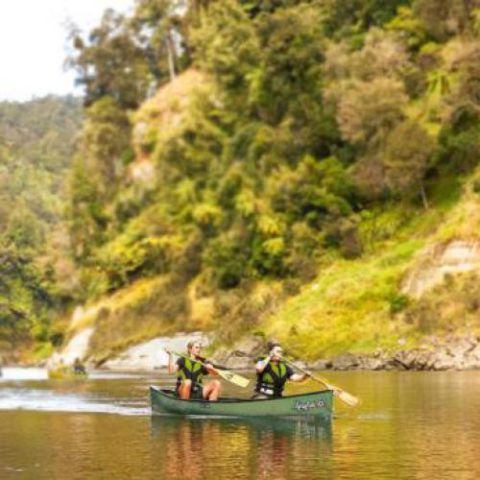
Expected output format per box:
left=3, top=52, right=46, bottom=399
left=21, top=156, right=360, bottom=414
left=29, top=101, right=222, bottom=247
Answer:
left=336, top=389, right=360, bottom=407
left=216, top=369, right=250, bottom=388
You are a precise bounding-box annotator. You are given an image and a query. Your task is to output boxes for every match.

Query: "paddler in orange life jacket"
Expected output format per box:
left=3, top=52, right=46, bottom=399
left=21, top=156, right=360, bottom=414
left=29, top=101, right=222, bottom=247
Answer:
left=167, top=341, right=221, bottom=401
left=254, top=342, right=310, bottom=399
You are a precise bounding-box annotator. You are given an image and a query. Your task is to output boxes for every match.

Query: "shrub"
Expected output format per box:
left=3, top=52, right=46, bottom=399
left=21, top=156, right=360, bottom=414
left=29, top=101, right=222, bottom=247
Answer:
left=387, top=291, right=410, bottom=314
left=204, top=236, right=251, bottom=289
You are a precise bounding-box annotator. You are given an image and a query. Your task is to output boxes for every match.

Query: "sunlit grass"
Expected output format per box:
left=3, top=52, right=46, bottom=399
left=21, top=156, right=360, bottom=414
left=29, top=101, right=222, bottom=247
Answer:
left=263, top=174, right=471, bottom=359
left=265, top=240, right=423, bottom=358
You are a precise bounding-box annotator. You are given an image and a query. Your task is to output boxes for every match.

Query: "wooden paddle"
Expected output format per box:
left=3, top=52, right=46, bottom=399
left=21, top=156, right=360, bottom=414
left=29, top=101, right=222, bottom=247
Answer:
left=165, top=349, right=250, bottom=389
left=283, top=358, right=360, bottom=407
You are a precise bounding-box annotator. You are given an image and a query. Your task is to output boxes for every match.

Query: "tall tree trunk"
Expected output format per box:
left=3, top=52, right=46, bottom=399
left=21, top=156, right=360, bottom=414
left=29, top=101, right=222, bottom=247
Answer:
left=166, top=32, right=176, bottom=82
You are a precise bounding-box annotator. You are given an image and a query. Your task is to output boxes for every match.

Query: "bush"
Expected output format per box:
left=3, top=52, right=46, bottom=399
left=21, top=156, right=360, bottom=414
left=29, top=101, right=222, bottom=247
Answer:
left=387, top=291, right=410, bottom=314
left=438, top=126, right=480, bottom=174
left=251, top=236, right=288, bottom=277
left=325, top=217, right=363, bottom=259
left=204, top=236, right=251, bottom=289
left=96, top=233, right=182, bottom=290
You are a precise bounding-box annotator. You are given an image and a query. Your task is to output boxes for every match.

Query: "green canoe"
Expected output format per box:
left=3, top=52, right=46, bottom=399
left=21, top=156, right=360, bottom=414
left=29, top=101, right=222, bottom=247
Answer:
left=150, top=387, right=333, bottom=418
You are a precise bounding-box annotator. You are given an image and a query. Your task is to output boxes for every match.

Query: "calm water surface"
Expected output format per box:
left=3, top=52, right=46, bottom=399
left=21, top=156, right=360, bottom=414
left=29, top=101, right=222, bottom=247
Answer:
left=1, top=369, right=479, bottom=479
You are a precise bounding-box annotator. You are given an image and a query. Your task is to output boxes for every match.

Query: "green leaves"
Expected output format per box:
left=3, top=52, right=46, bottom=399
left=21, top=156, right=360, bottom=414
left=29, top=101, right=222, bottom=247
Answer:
left=337, top=77, right=408, bottom=149
left=68, top=9, right=151, bottom=109
left=192, top=0, right=260, bottom=93
left=0, top=243, right=53, bottom=349
left=383, top=120, right=434, bottom=197
left=53, top=0, right=480, bottom=332
left=0, top=98, right=82, bottom=350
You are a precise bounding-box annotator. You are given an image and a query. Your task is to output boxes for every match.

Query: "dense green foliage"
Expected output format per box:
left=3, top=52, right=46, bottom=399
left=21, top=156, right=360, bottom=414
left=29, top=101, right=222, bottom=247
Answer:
left=6, top=0, right=480, bottom=357
left=61, top=0, right=480, bottom=348
left=0, top=97, right=82, bottom=353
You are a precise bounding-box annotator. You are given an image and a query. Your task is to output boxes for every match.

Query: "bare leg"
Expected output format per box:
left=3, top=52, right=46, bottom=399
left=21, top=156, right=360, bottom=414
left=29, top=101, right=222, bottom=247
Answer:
left=202, top=380, right=221, bottom=401
left=179, top=379, right=192, bottom=399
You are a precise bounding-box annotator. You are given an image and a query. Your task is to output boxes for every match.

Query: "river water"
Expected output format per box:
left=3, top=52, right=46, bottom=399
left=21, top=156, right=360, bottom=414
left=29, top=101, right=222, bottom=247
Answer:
left=1, top=369, right=479, bottom=480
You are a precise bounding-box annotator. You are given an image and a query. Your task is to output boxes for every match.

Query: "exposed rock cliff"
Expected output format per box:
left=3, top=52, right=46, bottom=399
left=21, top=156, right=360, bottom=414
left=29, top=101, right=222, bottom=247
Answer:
left=402, top=240, right=480, bottom=298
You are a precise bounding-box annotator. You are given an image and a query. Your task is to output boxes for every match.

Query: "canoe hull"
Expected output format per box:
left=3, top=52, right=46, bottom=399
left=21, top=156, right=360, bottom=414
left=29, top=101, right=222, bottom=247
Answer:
left=150, top=387, right=333, bottom=418
left=48, top=369, right=88, bottom=380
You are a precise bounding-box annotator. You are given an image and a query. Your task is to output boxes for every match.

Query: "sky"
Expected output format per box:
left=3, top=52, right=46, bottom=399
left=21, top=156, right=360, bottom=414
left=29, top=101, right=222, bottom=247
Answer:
left=0, top=0, right=134, bottom=102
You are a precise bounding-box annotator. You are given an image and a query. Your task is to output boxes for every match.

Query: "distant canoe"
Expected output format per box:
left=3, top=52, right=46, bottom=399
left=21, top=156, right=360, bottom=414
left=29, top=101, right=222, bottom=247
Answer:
left=150, top=387, right=333, bottom=418
left=48, top=368, right=88, bottom=380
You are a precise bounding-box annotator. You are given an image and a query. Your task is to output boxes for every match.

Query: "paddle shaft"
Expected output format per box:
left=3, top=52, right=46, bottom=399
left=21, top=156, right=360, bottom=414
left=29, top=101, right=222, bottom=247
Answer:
left=283, top=358, right=332, bottom=388
left=193, top=354, right=228, bottom=371
left=284, top=357, right=360, bottom=407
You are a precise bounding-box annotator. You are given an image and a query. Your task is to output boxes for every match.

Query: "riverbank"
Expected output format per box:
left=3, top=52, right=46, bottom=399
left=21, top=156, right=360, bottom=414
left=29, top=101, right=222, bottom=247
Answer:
left=211, top=334, right=480, bottom=372
left=92, top=332, right=480, bottom=372
left=6, top=332, right=480, bottom=373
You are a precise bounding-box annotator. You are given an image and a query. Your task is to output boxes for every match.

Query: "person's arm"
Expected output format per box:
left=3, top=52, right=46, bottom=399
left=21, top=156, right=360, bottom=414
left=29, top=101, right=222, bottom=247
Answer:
left=202, top=361, right=218, bottom=376
left=287, top=364, right=310, bottom=383
left=290, top=373, right=310, bottom=382
left=166, top=350, right=177, bottom=374
left=256, top=354, right=272, bottom=374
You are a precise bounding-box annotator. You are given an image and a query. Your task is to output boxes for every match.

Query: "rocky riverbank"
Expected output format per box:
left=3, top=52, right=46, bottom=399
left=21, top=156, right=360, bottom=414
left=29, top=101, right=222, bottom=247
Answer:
left=41, top=329, right=480, bottom=373
left=382, top=335, right=480, bottom=371
left=219, top=334, right=480, bottom=372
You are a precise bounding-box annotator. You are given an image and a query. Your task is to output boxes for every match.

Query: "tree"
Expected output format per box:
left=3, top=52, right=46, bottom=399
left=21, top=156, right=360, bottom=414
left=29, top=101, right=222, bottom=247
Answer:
left=249, top=3, right=326, bottom=124
left=445, top=45, right=480, bottom=124
left=68, top=155, right=109, bottom=261
left=0, top=243, right=53, bottom=350
left=191, top=0, right=260, bottom=95
left=337, top=77, right=408, bottom=151
left=68, top=9, right=151, bottom=108
left=130, top=0, right=191, bottom=82
left=324, top=28, right=413, bottom=86
left=67, top=96, right=132, bottom=263
left=384, top=120, right=434, bottom=207
left=322, top=0, right=410, bottom=35
left=438, top=43, right=480, bottom=173
left=413, top=0, right=480, bottom=40
left=80, top=97, right=132, bottom=194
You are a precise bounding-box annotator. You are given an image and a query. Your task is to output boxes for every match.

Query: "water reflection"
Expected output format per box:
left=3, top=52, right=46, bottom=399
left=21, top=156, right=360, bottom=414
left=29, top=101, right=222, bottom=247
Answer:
left=150, top=416, right=332, bottom=480
left=2, top=372, right=480, bottom=480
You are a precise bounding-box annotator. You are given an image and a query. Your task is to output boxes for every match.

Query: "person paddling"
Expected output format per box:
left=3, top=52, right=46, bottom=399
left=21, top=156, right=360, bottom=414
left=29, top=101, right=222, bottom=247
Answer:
left=167, top=341, right=221, bottom=401
left=253, top=342, right=310, bottom=399
left=73, top=357, right=86, bottom=375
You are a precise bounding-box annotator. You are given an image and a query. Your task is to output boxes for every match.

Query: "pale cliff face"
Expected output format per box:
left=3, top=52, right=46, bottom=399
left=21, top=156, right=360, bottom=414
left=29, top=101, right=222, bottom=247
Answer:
left=402, top=240, right=480, bottom=298
left=48, top=327, right=94, bottom=367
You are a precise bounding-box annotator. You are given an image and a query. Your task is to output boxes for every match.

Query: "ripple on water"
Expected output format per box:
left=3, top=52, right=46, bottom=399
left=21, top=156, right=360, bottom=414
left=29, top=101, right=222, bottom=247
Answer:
left=0, top=388, right=150, bottom=416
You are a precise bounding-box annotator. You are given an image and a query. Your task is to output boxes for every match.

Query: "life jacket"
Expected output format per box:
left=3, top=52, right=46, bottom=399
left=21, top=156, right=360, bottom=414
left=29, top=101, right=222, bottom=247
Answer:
left=255, top=356, right=289, bottom=397
left=176, top=357, right=206, bottom=392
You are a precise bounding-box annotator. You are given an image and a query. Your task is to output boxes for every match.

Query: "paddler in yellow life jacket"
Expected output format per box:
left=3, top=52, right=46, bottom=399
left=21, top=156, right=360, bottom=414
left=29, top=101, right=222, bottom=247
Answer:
left=167, top=341, right=221, bottom=401
left=254, top=342, right=310, bottom=399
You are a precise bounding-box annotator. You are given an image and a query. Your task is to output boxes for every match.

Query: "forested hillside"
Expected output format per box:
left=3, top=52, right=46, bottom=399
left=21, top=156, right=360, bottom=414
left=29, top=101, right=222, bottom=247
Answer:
left=0, top=97, right=82, bottom=357
left=5, top=0, right=480, bottom=362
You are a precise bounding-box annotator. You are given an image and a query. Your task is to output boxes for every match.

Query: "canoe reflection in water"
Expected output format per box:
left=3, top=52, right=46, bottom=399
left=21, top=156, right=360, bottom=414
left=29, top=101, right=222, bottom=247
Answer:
left=150, top=416, right=332, bottom=480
